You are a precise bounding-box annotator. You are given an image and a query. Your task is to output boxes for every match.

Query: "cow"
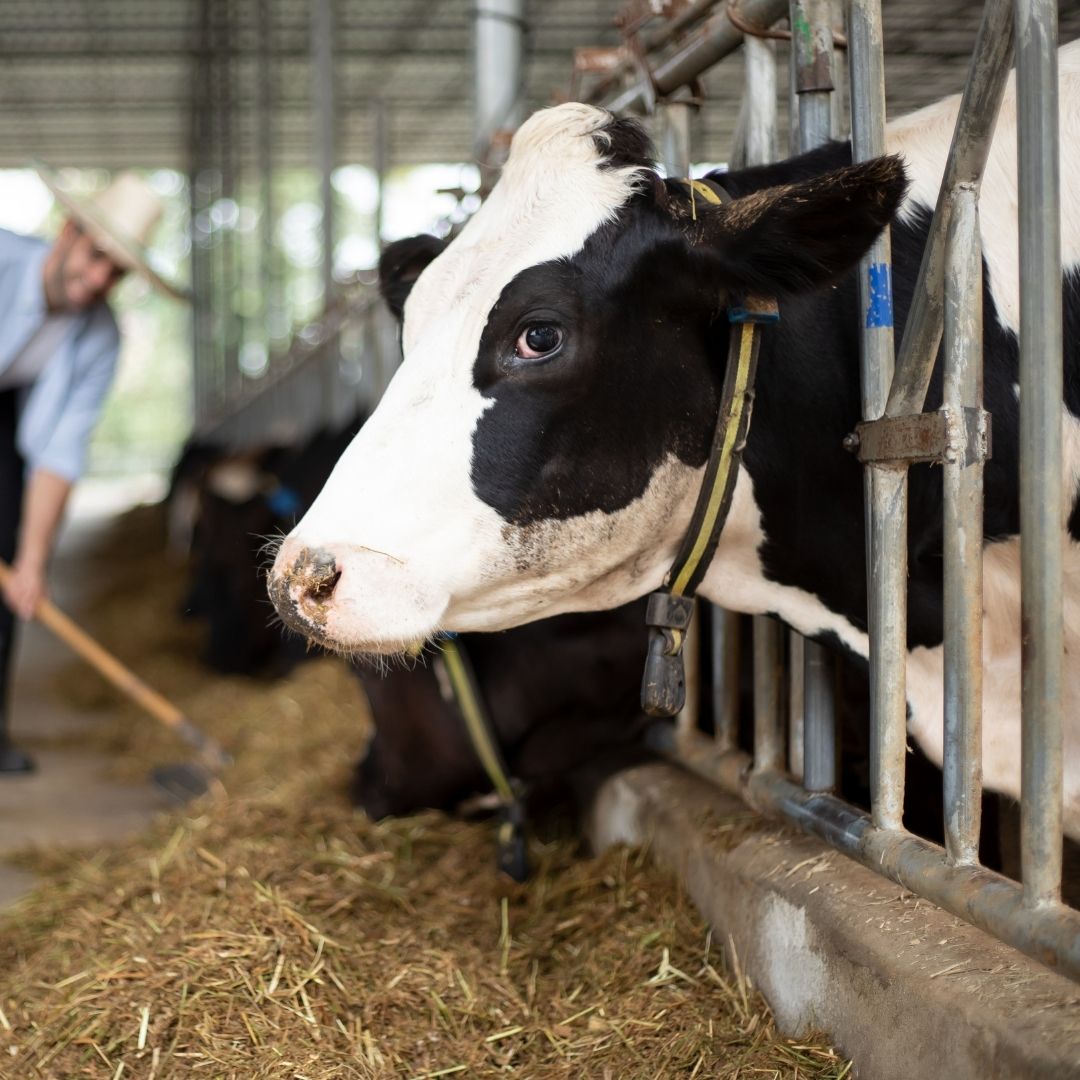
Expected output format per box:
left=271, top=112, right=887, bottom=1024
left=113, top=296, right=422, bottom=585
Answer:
left=268, top=44, right=1080, bottom=837
left=353, top=602, right=652, bottom=820
left=170, top=423, right=656, bottom=819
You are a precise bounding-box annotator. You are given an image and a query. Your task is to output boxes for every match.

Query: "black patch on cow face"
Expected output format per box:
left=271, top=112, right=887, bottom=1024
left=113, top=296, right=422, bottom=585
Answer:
left=470, top=199, right=725, bottom=524
left=593, top=115, right=655, bottom=172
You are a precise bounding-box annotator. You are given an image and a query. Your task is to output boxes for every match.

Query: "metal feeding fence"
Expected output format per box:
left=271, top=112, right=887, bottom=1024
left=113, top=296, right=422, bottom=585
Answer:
left=571, top=0, right=1078, bottom=981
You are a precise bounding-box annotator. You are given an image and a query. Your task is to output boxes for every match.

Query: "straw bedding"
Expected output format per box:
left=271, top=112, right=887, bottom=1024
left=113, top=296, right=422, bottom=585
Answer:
left=0, top=504, right=849, bottom=1078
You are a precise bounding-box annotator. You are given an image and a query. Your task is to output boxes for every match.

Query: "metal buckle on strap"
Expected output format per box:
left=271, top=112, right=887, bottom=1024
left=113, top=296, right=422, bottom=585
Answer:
left=729, top=294, right=780, bottom=325
left=642, top=592, right=695, bottom=717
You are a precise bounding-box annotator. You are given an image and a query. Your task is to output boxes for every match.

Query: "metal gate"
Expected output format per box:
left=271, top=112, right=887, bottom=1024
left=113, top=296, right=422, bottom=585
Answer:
left=571, top=0, right=1079, bottom=980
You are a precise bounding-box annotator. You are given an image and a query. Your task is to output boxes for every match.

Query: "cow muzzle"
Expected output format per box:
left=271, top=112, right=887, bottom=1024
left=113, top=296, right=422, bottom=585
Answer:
left=268, top=541, right=342, bottom=642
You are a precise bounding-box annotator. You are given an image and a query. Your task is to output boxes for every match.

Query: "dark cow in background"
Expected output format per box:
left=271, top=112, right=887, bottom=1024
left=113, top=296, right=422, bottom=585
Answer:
left=169, top=422, right=656, bottom=819
left=178, top=419, right=364, bottom=674
left=354, top=602, right=652, bottom=819
left=268, top=45, right=1080, bottom=836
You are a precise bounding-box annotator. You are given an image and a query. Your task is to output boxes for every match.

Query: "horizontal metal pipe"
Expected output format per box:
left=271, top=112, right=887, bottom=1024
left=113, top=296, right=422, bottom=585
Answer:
left=884, top=0, right=1014, bottom=419
left=606, top=0, right=790, bottom=114
left=586, top=0, right=725, bottom=103
left=669, top=734, right=1080, bottom=981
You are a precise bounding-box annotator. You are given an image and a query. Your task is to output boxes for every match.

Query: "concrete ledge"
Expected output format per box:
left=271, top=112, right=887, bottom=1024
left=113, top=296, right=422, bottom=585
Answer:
left=585, top=762, right=1080, bottom=1080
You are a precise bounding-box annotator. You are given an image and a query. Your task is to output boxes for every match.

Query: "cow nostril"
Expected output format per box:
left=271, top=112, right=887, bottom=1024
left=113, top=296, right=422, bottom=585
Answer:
left=308, top=565, right=341, bottom=602
left=271, top=545, right=343, bottom=628
left=297, top=548, right=341, bottom=606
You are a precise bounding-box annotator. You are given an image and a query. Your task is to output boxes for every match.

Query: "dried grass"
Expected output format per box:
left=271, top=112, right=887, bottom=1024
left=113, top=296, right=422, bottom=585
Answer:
left=0, top=504, right=850, bottom=1078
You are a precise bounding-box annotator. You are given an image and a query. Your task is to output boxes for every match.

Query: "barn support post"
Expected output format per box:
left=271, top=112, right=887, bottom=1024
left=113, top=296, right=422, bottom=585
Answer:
left=373, top=97, right=387, bottom=253
left=256, top=0, right=279, bottom=377
left=188, top=0, right=215, bottom=430
left=1015, top=0, right=1064, bottom=909
left=790, top=0, right=838, bottom=794
left=847, top=0, right=905, bottom=829
left=474, top=0, right=524, bottom=181
left=312, top=0, right=338, bottom=428
left=942, top=186, right=985, bottom=866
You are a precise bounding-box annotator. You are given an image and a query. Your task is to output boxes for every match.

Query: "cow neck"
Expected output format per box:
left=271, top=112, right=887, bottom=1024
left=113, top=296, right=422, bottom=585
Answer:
left=437, top=635, right=529, bottom=882
left=641, top=177, right=779, bottom=718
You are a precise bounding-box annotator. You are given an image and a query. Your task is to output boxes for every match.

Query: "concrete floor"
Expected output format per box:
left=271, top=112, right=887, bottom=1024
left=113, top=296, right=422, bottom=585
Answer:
left=0, top=476, right=172, bottom=908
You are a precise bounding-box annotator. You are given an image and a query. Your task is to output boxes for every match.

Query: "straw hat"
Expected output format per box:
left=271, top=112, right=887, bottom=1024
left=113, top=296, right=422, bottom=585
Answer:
left=35, top=162, right=189, bottom=301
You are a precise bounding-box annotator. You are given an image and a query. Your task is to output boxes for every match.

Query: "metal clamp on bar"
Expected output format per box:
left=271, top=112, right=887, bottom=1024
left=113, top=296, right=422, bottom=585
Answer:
left=729, top=293, right=780, bottom=324
left=642, top=592, right=695, bottom=717
left=847, top=406, right=991, bottom=467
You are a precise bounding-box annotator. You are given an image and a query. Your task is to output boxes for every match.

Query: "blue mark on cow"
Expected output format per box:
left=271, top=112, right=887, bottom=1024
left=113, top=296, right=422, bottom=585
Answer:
left=266, top=485, right=303, bottom=520
left=866, top=262, right=894, bottom=328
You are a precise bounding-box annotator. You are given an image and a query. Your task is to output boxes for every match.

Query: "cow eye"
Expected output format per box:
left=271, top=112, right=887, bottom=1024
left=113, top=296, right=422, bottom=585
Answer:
left=515, top=324, right=563, bottom=360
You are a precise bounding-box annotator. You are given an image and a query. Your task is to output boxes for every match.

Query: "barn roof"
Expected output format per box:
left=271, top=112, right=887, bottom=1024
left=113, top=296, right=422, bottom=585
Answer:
left=1, top=0, right=1076, bottom=172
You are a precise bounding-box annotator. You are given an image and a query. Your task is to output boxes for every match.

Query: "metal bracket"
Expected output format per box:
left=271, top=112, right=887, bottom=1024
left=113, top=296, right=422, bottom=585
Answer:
left=846, top=407, right=991, bottom=467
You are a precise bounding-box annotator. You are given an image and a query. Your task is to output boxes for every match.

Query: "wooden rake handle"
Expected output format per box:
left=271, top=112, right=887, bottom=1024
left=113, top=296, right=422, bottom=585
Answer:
left=0, top=559, right=229, bottom=768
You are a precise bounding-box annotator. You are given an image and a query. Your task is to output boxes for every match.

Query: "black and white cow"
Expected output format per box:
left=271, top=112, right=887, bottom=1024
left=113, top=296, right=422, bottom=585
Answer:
left=270, top=43, right=1080, bottom=836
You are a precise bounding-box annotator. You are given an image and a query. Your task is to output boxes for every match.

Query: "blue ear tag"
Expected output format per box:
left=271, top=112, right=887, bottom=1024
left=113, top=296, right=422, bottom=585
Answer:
left=265, top=485, right=303, bottom=519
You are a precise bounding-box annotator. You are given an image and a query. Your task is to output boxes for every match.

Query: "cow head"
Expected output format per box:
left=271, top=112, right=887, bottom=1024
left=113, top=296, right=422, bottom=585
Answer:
left=268, top=102, right=905, bottom=656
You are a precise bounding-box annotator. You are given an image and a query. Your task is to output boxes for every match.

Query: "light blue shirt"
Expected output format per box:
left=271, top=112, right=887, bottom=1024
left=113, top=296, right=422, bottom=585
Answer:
left=0, top=228, right=120, bottom=482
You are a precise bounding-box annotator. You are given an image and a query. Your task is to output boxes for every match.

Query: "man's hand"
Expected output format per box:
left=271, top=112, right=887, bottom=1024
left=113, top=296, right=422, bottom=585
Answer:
left=2, top=556, right=46, bottom=620
left=5, top=468, right=72, bottom=622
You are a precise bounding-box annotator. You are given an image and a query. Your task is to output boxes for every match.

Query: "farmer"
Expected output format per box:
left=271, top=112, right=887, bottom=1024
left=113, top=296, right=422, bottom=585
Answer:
left=0, top=166, right=186, bottom=774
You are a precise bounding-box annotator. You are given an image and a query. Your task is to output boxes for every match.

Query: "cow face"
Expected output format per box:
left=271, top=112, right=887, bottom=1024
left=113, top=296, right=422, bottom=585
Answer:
left=269, top=102, right=905, bottom=656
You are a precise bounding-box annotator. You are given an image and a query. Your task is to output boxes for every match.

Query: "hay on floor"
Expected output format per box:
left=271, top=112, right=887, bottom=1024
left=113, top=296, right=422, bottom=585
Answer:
left=0, top=504, right=850, bottom=1078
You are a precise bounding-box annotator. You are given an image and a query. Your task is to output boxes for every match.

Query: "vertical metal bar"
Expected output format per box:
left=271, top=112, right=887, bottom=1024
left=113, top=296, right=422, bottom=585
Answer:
left=803, top=635, right=836, bottom=789
left=474, top=0, right=524, bottom=178
left=942, top=185, right=984, bottom=866
left=312, top=0, right=338, bottom=431
left=257, top=0, right=277, bottom=384
left=1016, top=0, right=1063, bottom=908
left=792, top=0, right=837, bottom=793
left=312, top=0, right=336, bottom=310
left=753, top=616, right=785, bottom=773
left=657, top=98, right=701, bottom=745
left=884, top=0, right=1015, bottom=419
left=713, top=608, right=741, bottom=752
left=788, top=630, right=805, bottom=778
left=741, top=22, right=782, bottom=773
left=848, top=0, right=905, bottom=829
left=373, top=98, right=387, bottom=251
left=218, top=0, right=240, bottom=413
left=790, top=0, right=834, bottom=150
left=659, top=97, right=694, bottom=178
left=742, top=35, right=777, bottom=167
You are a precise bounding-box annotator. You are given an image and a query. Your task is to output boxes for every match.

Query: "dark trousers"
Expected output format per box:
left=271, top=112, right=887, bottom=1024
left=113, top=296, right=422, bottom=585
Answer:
left=0, top=390, right=24, bottom=745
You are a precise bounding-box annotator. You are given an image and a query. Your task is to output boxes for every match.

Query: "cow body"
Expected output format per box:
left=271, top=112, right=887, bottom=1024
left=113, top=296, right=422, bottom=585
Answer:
left=270, top=44, right=1080, bottom=834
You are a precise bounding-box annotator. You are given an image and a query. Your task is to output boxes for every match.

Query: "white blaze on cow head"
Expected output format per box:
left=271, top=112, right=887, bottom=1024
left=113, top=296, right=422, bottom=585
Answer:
left=268, top=102, right=906, bottom=655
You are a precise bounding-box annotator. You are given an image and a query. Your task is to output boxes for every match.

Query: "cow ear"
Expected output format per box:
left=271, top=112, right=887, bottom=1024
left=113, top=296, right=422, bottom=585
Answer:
left=378, top=234, right=449, bottom=320
left=696, top=155, right=908, bottom=296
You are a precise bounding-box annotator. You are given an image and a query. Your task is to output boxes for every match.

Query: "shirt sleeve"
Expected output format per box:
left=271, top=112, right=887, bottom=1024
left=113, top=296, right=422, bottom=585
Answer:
left=30, top=309, right=120, bottom=483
